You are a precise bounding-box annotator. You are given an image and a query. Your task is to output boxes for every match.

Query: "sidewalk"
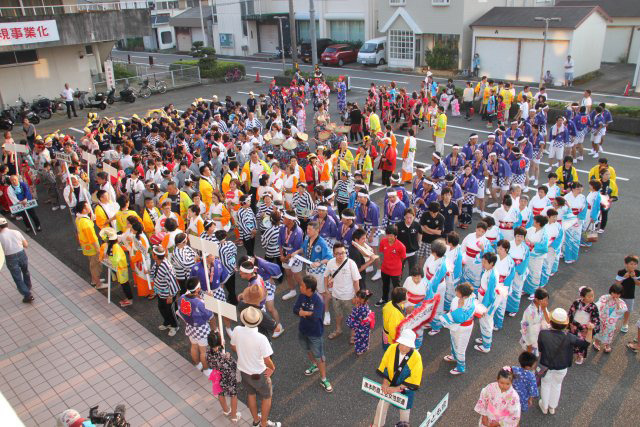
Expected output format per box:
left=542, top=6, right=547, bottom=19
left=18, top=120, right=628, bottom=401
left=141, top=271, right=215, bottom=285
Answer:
left=0, top=232, right=250, bottom=426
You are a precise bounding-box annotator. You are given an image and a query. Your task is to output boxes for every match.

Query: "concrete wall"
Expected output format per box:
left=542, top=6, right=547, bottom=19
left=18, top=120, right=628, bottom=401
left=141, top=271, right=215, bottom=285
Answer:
left=602, top=18, right=640, bottom=64
left=0, top=43, right=107, bottom=104
left=0, top=9, right=151, bottom=53
left=570, top=12, right=607, bottom=76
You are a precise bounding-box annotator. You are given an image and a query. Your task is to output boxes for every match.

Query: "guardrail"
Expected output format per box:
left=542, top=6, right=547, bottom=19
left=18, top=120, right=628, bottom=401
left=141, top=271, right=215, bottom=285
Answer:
left=0, top=2, right=148, bottom=18
left=92, top=64, right=201, bottom=95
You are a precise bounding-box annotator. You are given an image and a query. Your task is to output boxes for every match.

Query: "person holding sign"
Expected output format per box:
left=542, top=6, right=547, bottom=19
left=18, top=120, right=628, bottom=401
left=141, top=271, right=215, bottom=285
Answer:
left=151, top=245, right=181, bottom=336
left=74, top=201, right=103, bottom=289
left=372, top=329, right=423, bottom=427
left=474, top=367, right=521, bottom=426
left=98, top=227, right=133, bottom=307
left=7, top=175, right=41, bottom=233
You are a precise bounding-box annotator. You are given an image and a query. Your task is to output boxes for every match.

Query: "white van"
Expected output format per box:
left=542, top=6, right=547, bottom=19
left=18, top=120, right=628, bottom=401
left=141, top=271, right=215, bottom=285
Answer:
left=357, top=37, right=386, bottom=66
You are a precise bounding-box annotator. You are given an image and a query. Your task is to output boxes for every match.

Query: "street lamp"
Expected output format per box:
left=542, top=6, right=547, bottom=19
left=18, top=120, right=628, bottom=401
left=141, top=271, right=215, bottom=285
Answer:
left=275, top=16, right=287, bottom=72
left=535, top=16, right=561, bottom=87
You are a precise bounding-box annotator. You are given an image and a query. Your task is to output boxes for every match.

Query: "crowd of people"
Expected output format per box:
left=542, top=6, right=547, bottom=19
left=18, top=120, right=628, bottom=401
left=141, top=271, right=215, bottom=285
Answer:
left=0, top=68, right=635, bottom=427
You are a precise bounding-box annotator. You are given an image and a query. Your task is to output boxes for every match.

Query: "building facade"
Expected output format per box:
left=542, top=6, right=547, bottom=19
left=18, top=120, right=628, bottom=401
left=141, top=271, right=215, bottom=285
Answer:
left=0, top=1, right=150, bottom=105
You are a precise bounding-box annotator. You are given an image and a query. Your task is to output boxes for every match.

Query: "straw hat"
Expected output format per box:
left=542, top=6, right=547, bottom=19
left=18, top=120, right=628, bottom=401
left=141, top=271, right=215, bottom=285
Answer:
left=263, top=133, right=272, bottom=142
left=240, top=284, right=265, bottom=306
left=240, top=306, right=263, bottom=328
left=283, top=138, right=298, bottom=150
left=271, top=137, right=284, bottom=146
left=99, top=227, right=118, bottom=241
left=296, top=132, right=309, bottom=141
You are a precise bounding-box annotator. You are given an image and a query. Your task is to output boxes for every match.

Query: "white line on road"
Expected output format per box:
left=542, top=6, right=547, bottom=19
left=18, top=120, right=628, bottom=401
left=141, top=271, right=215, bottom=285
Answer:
left=69, top=127, right=84, bottom=134
left=251, top=66, right=285, bottom=72
left=115, top=50, right=191, bottom=58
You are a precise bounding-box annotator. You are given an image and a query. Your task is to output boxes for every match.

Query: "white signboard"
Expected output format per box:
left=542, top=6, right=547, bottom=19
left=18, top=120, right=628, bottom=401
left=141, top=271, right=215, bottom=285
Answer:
left=9, top=200, right=38, bottom=214
left=82, top=151, right=97, bottom=164
left=203, top=294, right=237, bottom=322
left=0, top=20, right=60, bottom=47
left=104, top=59, right=115, bottom=90
left=361, top=377, right=408, bottom=410
left=3, top=143, right=28, bottom=154
left=54, top=152, right=72, bottom=163
left=102, top=163, right=119, bottom=178
left=419, top=393, right=449, bottom=427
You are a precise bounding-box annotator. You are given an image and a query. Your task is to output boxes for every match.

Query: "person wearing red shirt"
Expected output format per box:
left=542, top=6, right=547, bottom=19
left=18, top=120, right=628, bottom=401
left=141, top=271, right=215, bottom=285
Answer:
left=378, top=137, right=397, bottom=186
left=376, top=224, right=407, bottom=306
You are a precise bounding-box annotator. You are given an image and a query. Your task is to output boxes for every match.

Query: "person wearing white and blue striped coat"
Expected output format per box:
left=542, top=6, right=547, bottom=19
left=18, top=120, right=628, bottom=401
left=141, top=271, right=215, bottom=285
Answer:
left=237, top=195, right=258, bottom=256
left=474, top=253, right=501, bottom=354
left=216, top=229, right=238, bottom=305
left=439, top=282, right=477, bottom=375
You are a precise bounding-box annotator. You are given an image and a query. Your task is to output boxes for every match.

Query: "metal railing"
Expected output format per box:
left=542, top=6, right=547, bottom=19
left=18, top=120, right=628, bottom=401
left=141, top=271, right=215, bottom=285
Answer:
left=92, top=64, right=201, bottom=95
left=0, top=2, right=149, bottom=18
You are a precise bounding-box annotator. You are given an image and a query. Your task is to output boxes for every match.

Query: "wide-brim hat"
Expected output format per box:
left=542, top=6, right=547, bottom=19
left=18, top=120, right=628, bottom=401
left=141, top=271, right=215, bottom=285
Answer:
left=283, top=138, right=298, bottom=150
left=240, top=284, right=265, bottom=306
left=99, top=227, right=118, bottom=241
left=240, top=306, right=263, bottom=328
left=296, top=132, right=309, bottom=141
left=271, top=137, right=284, bottom=146
left=263, top=133, right=272, bottom=142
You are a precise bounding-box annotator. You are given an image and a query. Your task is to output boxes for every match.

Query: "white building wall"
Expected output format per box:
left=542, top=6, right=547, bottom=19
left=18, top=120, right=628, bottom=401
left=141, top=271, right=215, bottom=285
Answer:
left=569, top=12, right=607, bottom=77
left=601, top=18, right=640, bottom=64
left=0, top=45, right=95, bottom=104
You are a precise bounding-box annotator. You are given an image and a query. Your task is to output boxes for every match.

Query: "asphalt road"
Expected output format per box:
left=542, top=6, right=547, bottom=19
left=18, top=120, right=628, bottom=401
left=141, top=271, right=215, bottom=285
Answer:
left=111, top=49, right=640, bottom=107
left=19, top=69, right=640, bottom=427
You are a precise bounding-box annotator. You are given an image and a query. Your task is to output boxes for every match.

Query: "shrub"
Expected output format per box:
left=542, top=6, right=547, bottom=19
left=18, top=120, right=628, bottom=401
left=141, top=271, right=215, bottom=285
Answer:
left=113, top=63, right=136, bottom=79
left=283, top=68, right=340, bottom=83
left=171, top=60, right=245, bottom=80
left=425, top=45, right=458, bottom=70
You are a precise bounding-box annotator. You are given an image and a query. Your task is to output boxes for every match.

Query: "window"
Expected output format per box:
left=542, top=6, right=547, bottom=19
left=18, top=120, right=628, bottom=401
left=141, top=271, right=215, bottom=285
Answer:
left=0, top=50, right=38, bottom=66
left=388, top=29, right=413, bottom=60
left=432, top=0, right=450, bottom=5
left=85, top=45, right=93, bottom=55
left=329, top=20, right=364, bottom=43
left=160, top=31, right=173, bottom=44
left=389, top=0, right=405, bottom=5
left=212, top=5, right=218, bottom=24
left=297, top=20, right=319, bottom=42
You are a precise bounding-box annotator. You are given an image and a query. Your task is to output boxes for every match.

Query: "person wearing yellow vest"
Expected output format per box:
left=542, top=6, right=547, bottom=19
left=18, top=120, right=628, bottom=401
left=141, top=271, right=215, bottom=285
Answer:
left=401, top=130, right=417, bottom=183
left=159, top=181, right=193, bottom=221
left=354, top=145, right=373, bottom=185
left=198, top=164, right=216, bottom=214
left=434, top=106, right=447, bottom=155
left=368, top=107, right=381, bottom=135
left=241, top=151, right=272, bottom=210
left=124, top=217, right=153, bottom=299
left=114, top=195, right=142, bottom=233
left=94, top=189, right=118, bottom=230
left=156, top=200, right=185, bottom=234
left=142, top=197, right=161, bottom=236
left=332, top=139, right=354, bottom=180
left=75, top=201, right=103, bottom=288
left=99, top=227, right=133, bottom=307
left=221, top=160, right=241, bottom=194
left=500, top=83, right=514, bottom=123
left=210, top=191, right=232, bottom=231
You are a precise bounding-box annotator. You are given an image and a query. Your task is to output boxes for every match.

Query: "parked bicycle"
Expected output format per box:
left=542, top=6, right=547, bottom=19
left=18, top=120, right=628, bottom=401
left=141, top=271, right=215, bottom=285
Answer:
left=137, top=78, right=167, bottom=99
left=224, top=67, right=243, bottom=83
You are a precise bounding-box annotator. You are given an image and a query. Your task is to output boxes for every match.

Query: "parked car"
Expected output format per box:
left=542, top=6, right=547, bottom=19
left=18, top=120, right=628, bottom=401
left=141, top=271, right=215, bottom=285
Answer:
left=357, top=37, right=386, bottom=66
left=300, top=38, right=334, bottom=63
left=321, top=44, right=359, bottom=67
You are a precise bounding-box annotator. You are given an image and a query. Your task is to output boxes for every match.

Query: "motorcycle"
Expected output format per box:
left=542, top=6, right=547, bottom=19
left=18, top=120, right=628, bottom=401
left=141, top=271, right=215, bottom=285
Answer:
left=270, top=46, right=291, bottom=60
left=75, top=89, right=107, bottom=110
left=13, top=99, right=40, bottom=124
left=51, top=97, right=65, bottom=114
left=30, top=96, right=53, bottom=120
left=106, top=86, right=136, bottom=104
left=0, top=110, right=14, bottom=131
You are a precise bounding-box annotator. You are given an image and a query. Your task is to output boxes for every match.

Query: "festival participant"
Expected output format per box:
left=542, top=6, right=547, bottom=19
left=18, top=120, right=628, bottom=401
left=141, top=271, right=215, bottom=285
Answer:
left=563, top=182, right=586, bottom=264
left=439, top=282, right=476, bottom=375
left=423, top=239, right=449, bottom=336
left=492, top=195, right=518, bottom=242
left=474, top=252, right=501, bottom=354
left=539, top=209, right=563, bottom=289
left=567, top=286, right=601, bottom=364
left=487, top=152, right=512, bottom=207
left=159, top=181, right=193, bottom=221
left=126, top=217, right=153, bottom=299
left=156, top=200, right=185, bottom=235
left=377, top=225, right=407, bottom=307
left=400, top=130, right=417, bottom=183
left=529, top=185, right=551, bottom=217
left=210, top=191, right=232, bottom=231
left=346, top=289, right=374, bottom=356
left=516, top=194, right=533, bottom=229
left=74, top=201, right=103, bottom=289
left=457, top=163, right=478, bottom=229
left=519, top=288, right=550, bottom=356
left=372, top=329, right=422, bottom=427
left=114, top=195, right=142, bottom=233
left=593, top=284, right=627, bottom=353
left=493, top=240, right=515, bottom=331
left=292, top=182, right=315, bottom=231
left=177, top=277, right=214, bottom=374
left=99, top=227, right=132, bottom=307
left=474, top=367, right=521, bottom=426
left=482, top=216, right=501, bottom=253
left=280, top=209, right=304, bottom=301
left=471, top=149, right=488, bottom=214
left=506, top=227, right=530, bottom=317
left=141, top=197, right=160, bottom=235
left=581, top=180, right=602, bottom=247
left=186, top=204, right=205, bottom=237
left=461, top=221, right=488, bottom=291
left=522, top=215, right=549, bottom=298
left=378, top=136, right=396, bottom=186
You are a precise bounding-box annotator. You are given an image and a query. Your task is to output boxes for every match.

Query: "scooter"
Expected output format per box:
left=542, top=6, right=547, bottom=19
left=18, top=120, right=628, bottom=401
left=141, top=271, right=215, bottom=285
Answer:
left=75, top=89, right=107, bottom=110
left=106, top=86, right=137, bottom=104
left=30, top=96, right=53, bottom=120
left=14, top=99, right=40, bottom=124
left=0, top=111, right=14, bottom=131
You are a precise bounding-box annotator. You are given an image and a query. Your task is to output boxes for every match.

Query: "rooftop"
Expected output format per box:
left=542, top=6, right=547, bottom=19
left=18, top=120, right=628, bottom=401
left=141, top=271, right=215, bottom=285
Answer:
left=470, top=6, right=610, bottom=29
left=555, top=0, right=640, bottom=18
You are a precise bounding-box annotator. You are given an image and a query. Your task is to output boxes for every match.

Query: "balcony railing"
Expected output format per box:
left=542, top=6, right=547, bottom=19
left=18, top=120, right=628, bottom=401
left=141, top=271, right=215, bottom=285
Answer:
left=0, top=2, right=149, bottom=18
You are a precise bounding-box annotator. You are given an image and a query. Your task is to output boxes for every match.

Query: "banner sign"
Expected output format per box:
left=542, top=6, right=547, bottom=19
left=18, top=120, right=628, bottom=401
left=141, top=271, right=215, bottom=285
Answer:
left=9, top=200, right=38, bottom=214
left=0, top=20, right=60, bottom=47
left=361, top=377, right=408, bottom=410
left=419, top=393, right=449, bottom=427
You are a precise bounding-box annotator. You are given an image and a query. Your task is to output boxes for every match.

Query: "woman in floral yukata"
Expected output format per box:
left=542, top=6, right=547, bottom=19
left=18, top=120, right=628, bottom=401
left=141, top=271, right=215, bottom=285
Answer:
left=474, top=367, right=521, bottom=427
left=567, top=286, right=601, bottom=364
left=593, top=283, right=627, bottom=353
left=346, top=289, right=374, bottom=356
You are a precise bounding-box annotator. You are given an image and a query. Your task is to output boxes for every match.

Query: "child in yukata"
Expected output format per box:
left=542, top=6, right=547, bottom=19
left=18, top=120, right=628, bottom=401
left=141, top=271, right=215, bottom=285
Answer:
left=346, top=289, right=375, bottom=356
left=593, top=284, right=627, bottom=353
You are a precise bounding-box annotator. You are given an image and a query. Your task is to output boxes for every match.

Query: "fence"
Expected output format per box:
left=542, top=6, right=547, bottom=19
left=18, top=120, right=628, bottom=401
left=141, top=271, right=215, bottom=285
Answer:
left=93, top=64, right=201, bottom=95
left=0, top=1, right=148, bottom=18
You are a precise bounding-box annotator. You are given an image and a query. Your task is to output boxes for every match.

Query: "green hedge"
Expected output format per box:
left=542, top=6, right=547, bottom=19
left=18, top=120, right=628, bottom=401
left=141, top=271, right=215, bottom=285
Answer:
left=113, top=63, right=136, bottom=79
left=171, top=60, right=245, bottom=80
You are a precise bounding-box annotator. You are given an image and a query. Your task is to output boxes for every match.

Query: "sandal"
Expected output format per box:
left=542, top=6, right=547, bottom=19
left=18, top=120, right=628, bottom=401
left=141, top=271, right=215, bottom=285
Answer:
left=328, top=331, right=342, bottom=340
left=592, top=342, right=601, bottom=352
left=230, top=412, right=241, bottom=423
left=604, top=345, right=612, bottom=353
left=627, top=342, right=638, bottom=353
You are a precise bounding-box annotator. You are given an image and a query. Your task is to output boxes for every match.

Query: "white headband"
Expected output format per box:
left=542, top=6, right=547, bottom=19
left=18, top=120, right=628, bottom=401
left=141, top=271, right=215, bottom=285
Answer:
left=342, top=214, right=355, bottom=220
left=239, top=266, right=255, bottom=274
left=187, top=283, right=201, bottom=294
left=317, top=205, right=328, bottom=211
left=358, top=192, right=369, bottom=198
left=488, top=134, right=496, bottom=139
left=283, top=213, right=297, bottom=221
left=387, top=191, right=397, bottom=197
left=432, top=153, right=441, bottom=160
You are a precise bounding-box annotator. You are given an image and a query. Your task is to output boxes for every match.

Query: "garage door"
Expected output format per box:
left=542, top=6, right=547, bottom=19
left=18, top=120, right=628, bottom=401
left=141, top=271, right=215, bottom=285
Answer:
left=176, top=30, right=192, bottom=53
left=259, top=24, right=279, bottom=53
left=519, top=39, right=569, bottom=84
left=602, top=26, right=632, bottom=63
left=629, top=27, right=640, bottom=64
left=475, top=38, right=518, bottom=81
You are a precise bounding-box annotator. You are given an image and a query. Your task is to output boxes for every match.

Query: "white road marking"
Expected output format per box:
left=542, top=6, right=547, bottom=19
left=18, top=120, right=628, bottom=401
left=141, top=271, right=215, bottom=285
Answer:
left=349, top=76, right=407, bottom=84
left=69, top=127, right=84, bottom=134
left=251, top=66, right=285, bottom=71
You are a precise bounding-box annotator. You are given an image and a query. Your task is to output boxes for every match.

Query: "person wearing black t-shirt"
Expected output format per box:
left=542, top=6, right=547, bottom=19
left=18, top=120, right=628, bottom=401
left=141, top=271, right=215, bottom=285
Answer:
left=349, top=228, right=379, bottom=290
left=397, top=207, right=422, bottom=275
left=616, top=254, right=640, bottom=333
left=439, top=187, right=459, bottom=238
left=418, top=202, right=444, bottom=266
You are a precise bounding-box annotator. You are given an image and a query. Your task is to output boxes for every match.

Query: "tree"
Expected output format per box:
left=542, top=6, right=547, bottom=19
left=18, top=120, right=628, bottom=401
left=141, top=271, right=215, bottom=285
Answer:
left=191, top=41, right=217, bottom=59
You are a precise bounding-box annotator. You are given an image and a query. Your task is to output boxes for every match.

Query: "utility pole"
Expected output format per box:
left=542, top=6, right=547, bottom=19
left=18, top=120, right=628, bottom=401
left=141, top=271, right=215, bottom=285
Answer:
left=534, top=16, right=561, bottom=86
left=275, top=16, right=287, bottom=72
left=309, top=0, right=318, bottom=67
left=633, top=41, right=640, bottom=93
left=288, top=0, right=298, bottom=67
left=199, top=0, right=208, bottom=47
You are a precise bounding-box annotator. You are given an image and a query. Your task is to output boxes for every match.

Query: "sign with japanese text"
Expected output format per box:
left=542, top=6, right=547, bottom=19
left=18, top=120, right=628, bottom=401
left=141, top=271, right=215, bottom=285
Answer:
left=361, top=377, right=408, bottom=410
left=3, top=143, right=29, bottom=154
left=54, top=151, right=72, bottom=163
left=419, top=393, right=449, bottom=427
left=104, top=60, right=115, bottom=90
left=0, top=20, right=60, bottom=47
left=9, top=200, right=38, bottom=214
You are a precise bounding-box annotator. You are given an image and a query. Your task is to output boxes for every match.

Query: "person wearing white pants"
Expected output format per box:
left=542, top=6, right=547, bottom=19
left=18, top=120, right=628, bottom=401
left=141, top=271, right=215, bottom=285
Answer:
left=537, top=308, right=593, bottom=414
